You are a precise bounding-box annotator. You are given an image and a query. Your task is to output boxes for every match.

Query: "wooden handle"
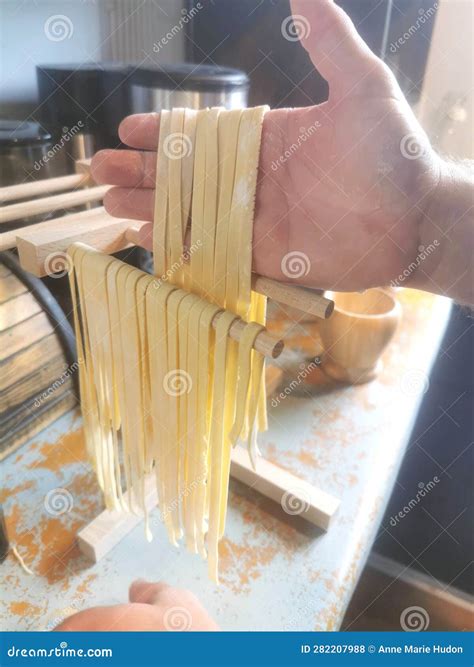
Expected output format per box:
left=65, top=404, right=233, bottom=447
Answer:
left=252, top=275, right=334, bottom=319
left=0, top=184, right=110, bottom=224
left=0, top=173, right=90, bottom=205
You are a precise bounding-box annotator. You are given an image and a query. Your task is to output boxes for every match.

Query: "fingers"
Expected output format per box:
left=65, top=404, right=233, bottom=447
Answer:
left=104, top=186, right=154, bottom=221
left=91, top=149, right=157, bottom=188
left=128, top=579, right=220, bottom=630
left=94, top=107, right=286, bottom=190
left=54, top=604, right=166, bottom=632
left=129, top=579, right=170, bottom=605
left=119, top=113, right=160, bottom=150
left=290, top=0, right=385, bottom=96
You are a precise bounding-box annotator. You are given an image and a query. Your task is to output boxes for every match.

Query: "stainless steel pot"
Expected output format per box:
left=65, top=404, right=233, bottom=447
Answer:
left=0, top=120, right=57, bottom=186
left=130, top=63, right=249, bottom=112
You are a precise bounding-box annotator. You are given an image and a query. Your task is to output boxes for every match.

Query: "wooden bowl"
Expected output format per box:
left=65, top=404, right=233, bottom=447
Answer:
left=318, top=289, right=401, bottom=384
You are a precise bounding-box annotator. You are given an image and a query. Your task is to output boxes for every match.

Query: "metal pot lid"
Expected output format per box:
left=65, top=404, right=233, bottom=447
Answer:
left=0, top=120, right=52, bottom=147
left=131, top=63, right=249, bottom=91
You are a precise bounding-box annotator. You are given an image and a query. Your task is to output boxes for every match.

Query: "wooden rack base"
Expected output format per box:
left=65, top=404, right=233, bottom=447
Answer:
left=77, top=445, right=340, bottom=563
left=1, top=160, right=339, bottom=567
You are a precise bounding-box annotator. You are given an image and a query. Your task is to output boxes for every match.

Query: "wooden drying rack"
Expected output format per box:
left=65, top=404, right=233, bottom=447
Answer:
left=0, top=160, right=340, bottom=561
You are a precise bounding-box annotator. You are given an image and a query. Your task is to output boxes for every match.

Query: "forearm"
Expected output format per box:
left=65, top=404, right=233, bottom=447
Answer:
left=409, top=159, right=474, bottom=304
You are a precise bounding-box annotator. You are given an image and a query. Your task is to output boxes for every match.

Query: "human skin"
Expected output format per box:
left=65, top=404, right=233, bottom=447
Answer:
left=54, top=581, right=218, bottom=631
left=91, top=0, right=472, bottom=303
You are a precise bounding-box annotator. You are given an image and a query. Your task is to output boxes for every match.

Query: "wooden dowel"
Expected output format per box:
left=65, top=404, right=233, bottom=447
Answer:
left=0, top=184, right=110, bottom=224
left=67, top=241, right=283, bottom=359
left=252, top=275, right=334, bottom=320
left=75, top=157, right=92, bottom=176
left=212, top=311, right=283, bottom=359
left=12, top=216, right=333, bottom=324
left=0, top=173, right=90, bottom=205
left=125, top=227, right=333, bottom=321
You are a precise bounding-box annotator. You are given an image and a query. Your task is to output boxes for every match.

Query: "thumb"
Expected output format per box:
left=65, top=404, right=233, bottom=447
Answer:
left=289, top=0, right=382, bottom=96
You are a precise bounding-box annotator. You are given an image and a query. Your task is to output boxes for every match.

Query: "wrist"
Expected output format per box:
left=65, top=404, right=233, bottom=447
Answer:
left=407, top=158, right=474, bottom=304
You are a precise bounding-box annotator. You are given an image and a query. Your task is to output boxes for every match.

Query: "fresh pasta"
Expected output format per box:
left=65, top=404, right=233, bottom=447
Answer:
left=69, top=105, right=268, bottom=581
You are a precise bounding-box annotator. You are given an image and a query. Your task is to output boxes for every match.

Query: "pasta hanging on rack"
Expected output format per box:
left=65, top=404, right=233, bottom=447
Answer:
left=69, top=106, right=269, bottom=581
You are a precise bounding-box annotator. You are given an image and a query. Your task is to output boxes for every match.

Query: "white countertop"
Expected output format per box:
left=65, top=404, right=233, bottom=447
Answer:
left=1, top=289, right=452, bottom=631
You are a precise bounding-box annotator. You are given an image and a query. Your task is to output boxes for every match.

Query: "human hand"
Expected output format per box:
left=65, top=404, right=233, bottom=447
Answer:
left=54, top=580, right=219, bottom=631
left=91, top=0, right=442, bottom=292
